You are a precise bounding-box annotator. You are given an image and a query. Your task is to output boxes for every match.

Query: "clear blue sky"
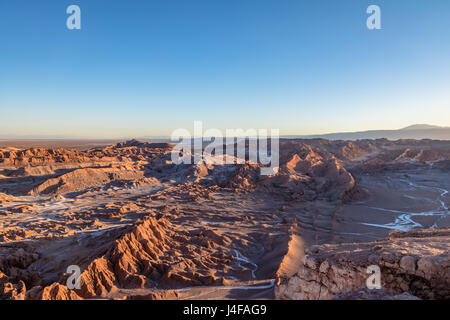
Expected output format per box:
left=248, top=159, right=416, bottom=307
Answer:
left=1, top=0, right=449, bottom=138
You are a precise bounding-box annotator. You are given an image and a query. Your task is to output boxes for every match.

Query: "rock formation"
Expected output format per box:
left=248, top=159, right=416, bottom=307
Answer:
left=275, top=228, right=450, bottom=300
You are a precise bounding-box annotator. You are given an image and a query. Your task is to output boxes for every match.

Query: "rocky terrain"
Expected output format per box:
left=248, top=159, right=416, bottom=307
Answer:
left=0, top=138, right=449, bottom=300
left=275, top=228, right=450, bottom=300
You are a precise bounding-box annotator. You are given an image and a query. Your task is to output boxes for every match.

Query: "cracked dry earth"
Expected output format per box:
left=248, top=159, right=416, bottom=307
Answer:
left=0, top=138, right=449, bottom=300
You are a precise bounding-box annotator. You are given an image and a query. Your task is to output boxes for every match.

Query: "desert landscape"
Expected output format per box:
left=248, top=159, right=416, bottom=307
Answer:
left=0, top=137, right=448, bottom=300
left=1, top=1, right=449, bottom=309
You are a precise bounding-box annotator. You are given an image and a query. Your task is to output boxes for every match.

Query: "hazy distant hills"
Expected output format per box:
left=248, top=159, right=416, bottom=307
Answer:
left=287, top=124, right=450, bottom=141
left=1, top=124, right=450, bottom=141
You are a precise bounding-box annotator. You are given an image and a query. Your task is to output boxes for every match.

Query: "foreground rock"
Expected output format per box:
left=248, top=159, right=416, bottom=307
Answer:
left=275, top=228, right=450, bottom=300
left=333, top=288, right=420, bottom=300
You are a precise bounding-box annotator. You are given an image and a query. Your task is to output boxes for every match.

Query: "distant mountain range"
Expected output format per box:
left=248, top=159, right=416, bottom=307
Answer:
left=1, top=125, right=450, bottom=141
left=285, top=124, right=450, bottom=141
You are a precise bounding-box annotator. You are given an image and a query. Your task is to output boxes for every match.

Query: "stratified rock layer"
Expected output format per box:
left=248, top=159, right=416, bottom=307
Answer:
left=275, top=228, right=450, bottom=300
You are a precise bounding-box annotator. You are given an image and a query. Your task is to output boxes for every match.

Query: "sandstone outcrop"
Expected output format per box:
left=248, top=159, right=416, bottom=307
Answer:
left=275, top=228, right=450, bottom=300
left=0, top=216, right=241, bottom=300
left=261, top=142, right=355, bottom=201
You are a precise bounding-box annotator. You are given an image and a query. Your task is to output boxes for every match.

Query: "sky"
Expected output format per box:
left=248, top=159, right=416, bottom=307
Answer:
left=1, top=0, right=450, bottom=138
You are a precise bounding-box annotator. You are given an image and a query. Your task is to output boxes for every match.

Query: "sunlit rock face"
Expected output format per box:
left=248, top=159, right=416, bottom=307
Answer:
left=275, top=228, right=450, bottom=300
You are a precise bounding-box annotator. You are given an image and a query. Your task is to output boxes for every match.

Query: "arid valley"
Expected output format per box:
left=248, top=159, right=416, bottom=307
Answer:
left=0, top=138, right=448, bottom=300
